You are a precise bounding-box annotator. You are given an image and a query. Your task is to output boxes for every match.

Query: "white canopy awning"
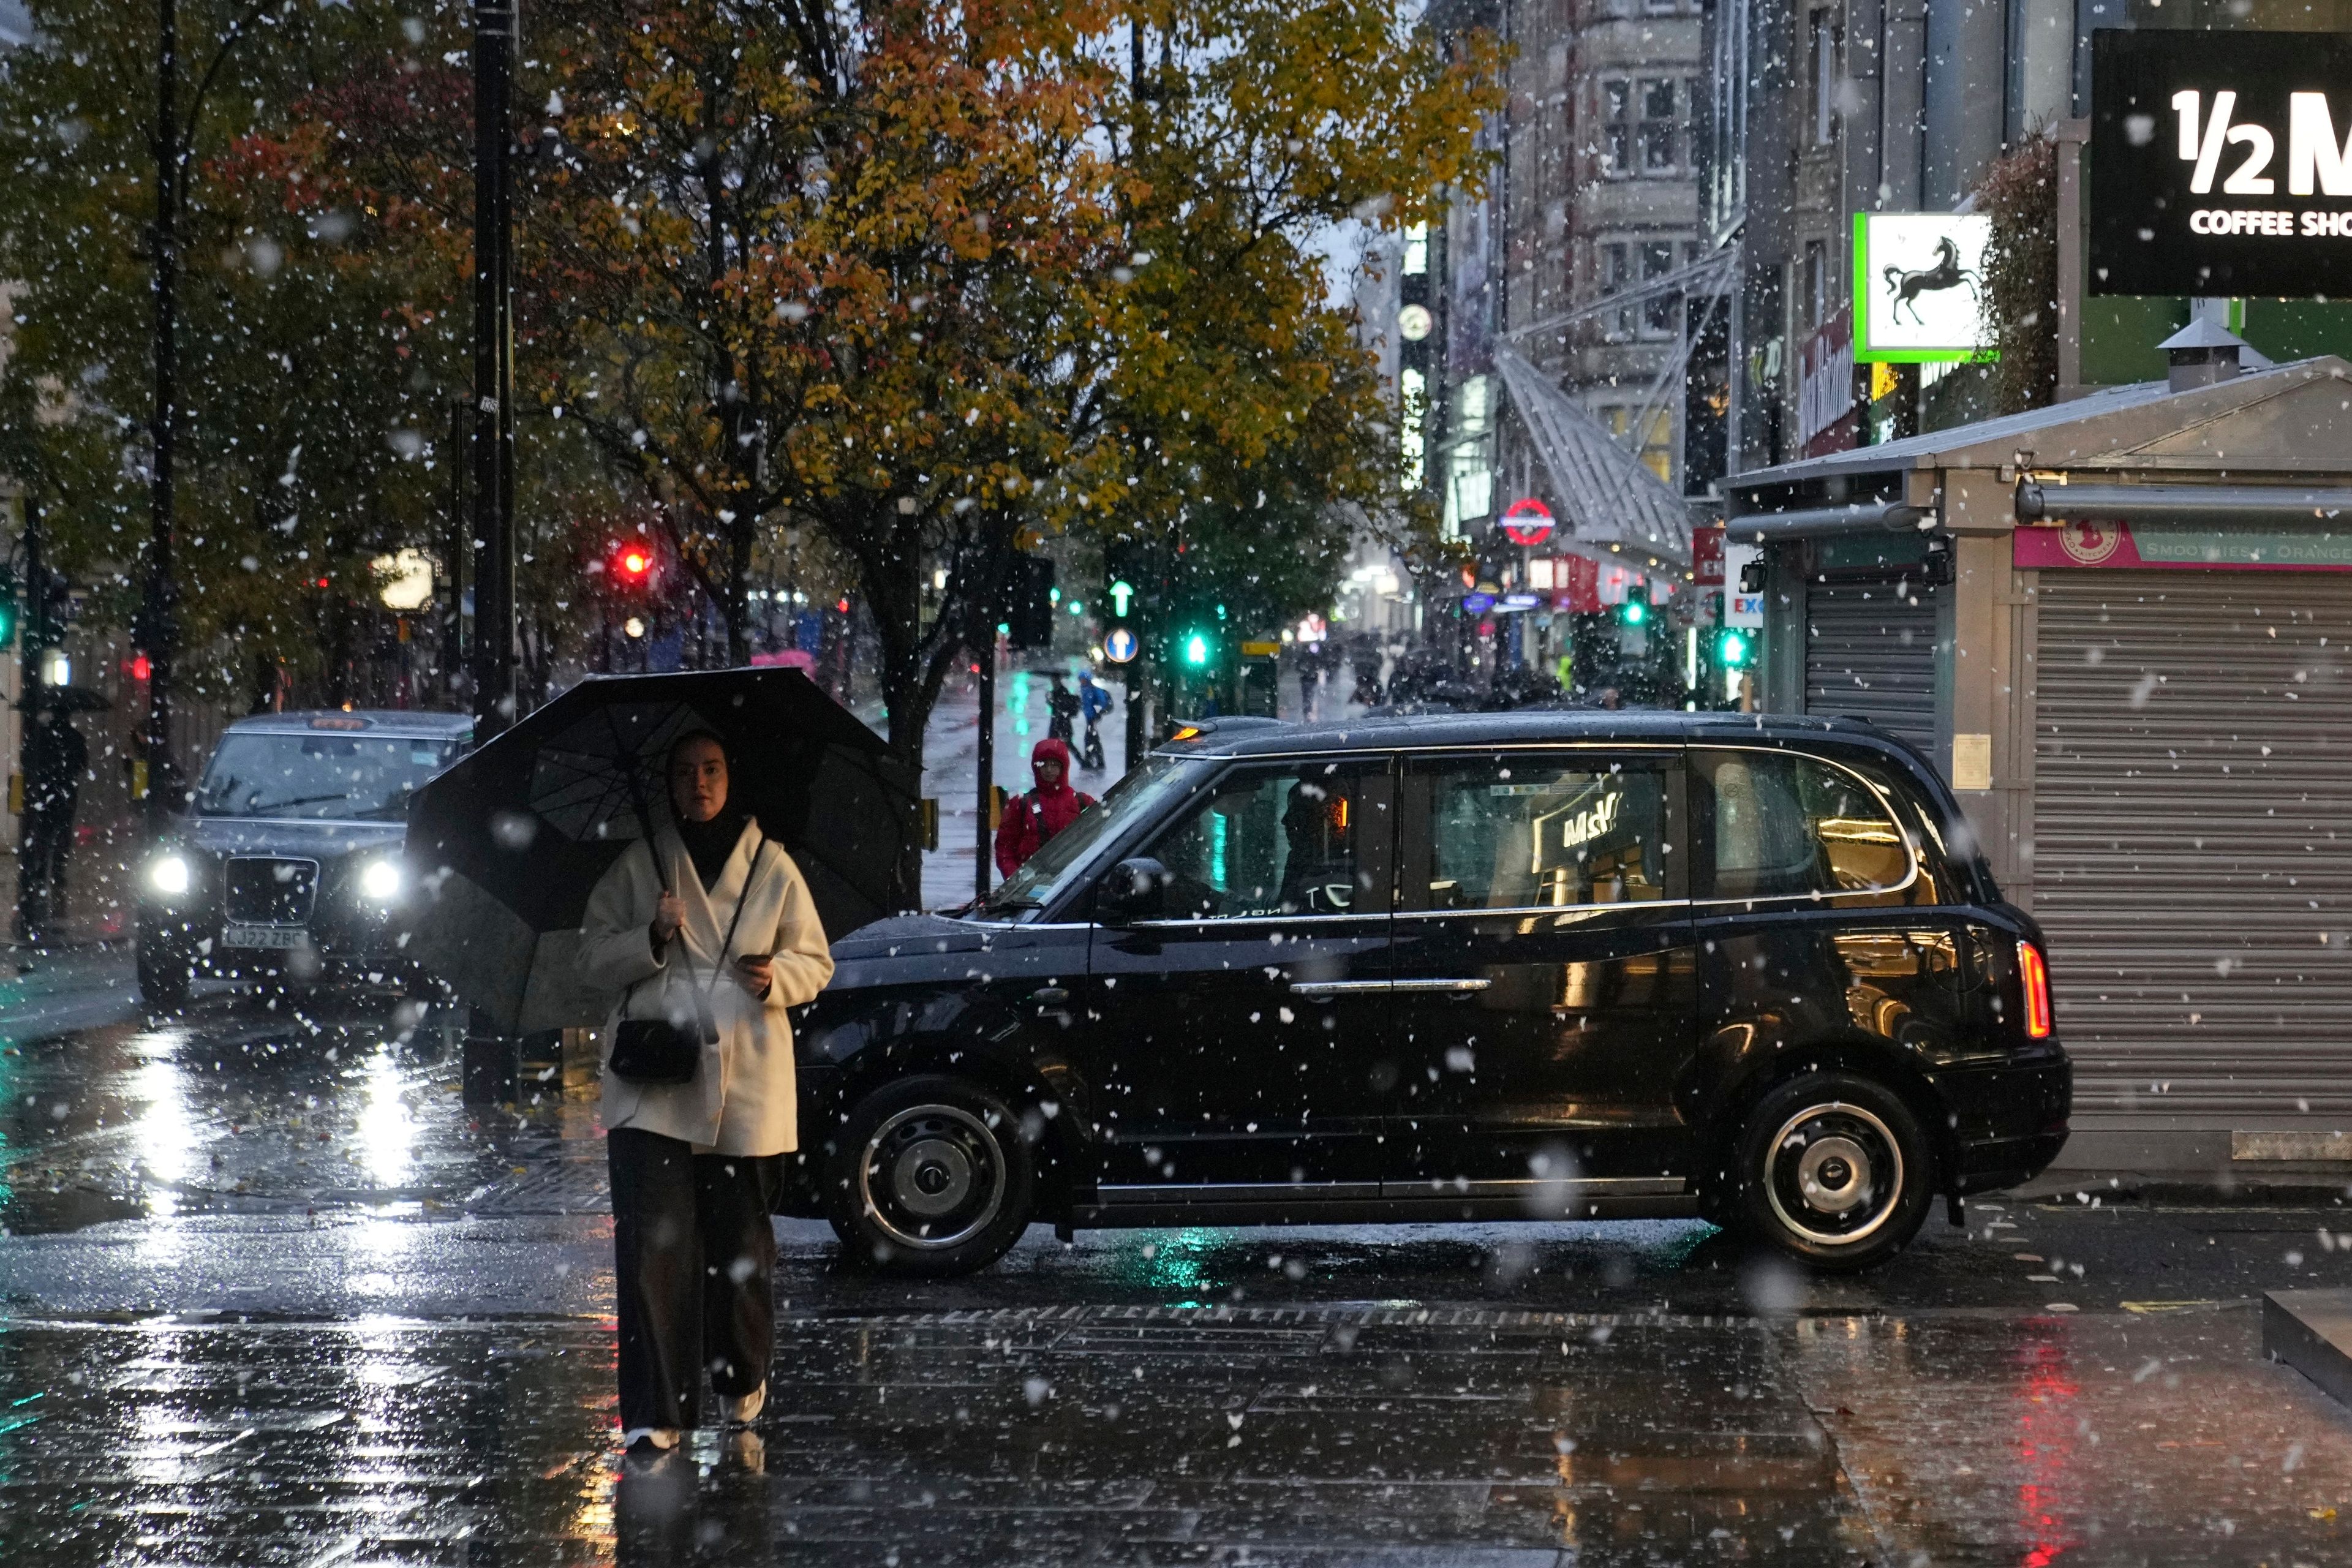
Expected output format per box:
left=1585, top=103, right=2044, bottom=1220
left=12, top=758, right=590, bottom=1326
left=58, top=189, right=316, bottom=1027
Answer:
left=1492, top=345, right=1694, bottom=575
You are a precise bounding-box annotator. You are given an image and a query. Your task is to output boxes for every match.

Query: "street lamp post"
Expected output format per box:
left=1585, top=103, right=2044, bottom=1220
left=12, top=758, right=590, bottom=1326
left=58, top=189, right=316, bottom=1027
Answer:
left=465, top=0, right=522, bottom=1107
left=470, top=0, right=519, bottom=741
left=138, top=0, right=184, bottom=827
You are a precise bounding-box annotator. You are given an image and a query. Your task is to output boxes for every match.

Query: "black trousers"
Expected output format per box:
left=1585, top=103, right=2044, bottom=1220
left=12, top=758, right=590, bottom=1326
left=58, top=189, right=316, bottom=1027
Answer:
left=607, top=1128, right=783, bottom=1432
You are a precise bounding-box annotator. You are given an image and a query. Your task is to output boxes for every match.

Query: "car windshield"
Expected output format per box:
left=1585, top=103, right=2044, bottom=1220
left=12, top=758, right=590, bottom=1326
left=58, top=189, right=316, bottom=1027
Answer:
left=195, top=731, right=459, bottom=821
left=980, top=752, right=1203, bottom=917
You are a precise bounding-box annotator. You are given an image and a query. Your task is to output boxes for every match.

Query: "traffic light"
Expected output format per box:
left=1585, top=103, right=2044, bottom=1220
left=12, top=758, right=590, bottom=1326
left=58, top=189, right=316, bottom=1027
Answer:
left=1715, top=627, right=1754, bottom=669
left=1618, top=597, right=1649, bottom=627
left=614, top=542, right=654, bottom=585
left=1004, top=554, right=1055, bottom=647
left=1180, top=628, right=1215, bottom=667
left=0, top=566, right=18, bottom=649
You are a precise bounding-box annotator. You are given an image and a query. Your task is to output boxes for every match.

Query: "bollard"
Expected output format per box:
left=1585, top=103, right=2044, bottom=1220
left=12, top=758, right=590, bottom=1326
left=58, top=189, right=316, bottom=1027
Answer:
left=461, top=1005, right=519, bottom=1105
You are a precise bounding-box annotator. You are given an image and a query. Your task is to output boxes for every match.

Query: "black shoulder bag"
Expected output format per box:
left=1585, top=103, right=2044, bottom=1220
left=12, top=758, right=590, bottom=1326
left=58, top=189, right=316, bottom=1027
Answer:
left=608, top=831, right=768, bottom=1085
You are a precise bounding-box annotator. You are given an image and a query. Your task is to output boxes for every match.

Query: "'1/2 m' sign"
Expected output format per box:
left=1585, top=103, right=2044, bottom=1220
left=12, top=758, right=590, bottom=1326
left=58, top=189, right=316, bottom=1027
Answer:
left=2090, top=29, right=2352, bottom=298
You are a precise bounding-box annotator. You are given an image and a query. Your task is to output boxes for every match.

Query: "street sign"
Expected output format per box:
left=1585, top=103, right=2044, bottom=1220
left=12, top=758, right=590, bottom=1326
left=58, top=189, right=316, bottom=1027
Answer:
left=1104, top=627, right=1138, bottom=663
left=2090, top=30, right=2352, bottom=297
left=1498, top=497, right=1555, bottom=547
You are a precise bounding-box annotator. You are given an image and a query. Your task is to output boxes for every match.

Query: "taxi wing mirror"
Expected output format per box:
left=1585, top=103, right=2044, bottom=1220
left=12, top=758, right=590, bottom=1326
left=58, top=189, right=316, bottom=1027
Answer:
left=1098, top=858, right=1169, bottom=925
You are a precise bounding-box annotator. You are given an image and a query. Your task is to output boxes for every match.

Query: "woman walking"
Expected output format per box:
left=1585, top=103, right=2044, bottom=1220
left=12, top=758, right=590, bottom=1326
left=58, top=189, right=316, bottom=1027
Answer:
left=577, top=731, right=834, bottom=1457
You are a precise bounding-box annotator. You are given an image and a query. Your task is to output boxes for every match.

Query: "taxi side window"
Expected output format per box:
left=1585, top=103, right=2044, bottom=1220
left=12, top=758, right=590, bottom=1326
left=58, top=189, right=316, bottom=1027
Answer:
left=1145, top=763, right=1370, bottom=920
left=1693, top=749, right=1914, bottom=903
left=1424, top=756, right=1670, bottom=910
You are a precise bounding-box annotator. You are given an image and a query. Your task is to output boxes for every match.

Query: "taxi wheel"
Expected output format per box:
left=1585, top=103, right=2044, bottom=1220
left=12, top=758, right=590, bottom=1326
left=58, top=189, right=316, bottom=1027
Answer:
left=1729, top=1071, right=1932, bottom=1272
left=137, top=940, right=194, bottom=1012
left=826, top=1076, right=1035, bottom=1278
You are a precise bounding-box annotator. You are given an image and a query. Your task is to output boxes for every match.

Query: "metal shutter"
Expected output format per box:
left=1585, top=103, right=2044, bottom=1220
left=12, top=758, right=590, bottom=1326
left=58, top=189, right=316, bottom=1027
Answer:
left=2033, top=570, right=2352, bottom=1120
left=1803, top=576, right=1939, bottom=752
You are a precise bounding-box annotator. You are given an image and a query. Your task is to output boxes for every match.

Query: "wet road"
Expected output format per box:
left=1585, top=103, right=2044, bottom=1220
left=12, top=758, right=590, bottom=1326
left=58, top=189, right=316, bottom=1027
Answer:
left=6, top=960, right=2352, bottom=1562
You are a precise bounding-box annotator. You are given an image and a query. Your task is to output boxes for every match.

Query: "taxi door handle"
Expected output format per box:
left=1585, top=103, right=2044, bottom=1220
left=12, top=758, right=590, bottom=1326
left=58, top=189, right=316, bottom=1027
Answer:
left=1029, top=986, right=1071, bottom=1005
left=1289, top=978, right=1490, bottom=997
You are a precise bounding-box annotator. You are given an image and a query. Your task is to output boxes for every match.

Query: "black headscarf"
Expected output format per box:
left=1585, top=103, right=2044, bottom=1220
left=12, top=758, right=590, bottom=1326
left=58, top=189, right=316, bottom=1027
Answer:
left=675, top=808, right=750, bottom=891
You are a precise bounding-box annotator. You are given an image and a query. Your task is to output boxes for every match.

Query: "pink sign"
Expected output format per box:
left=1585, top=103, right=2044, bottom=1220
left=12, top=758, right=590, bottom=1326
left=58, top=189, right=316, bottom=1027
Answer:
left=2014, top=520, right=2352, bottom=572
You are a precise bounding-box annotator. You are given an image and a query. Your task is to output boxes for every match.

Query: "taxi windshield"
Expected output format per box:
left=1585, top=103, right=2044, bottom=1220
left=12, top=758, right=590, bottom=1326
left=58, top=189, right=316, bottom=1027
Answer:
left=981, top=752, right=1201, bottom=916
left=195, top=731, right=459, bottom=821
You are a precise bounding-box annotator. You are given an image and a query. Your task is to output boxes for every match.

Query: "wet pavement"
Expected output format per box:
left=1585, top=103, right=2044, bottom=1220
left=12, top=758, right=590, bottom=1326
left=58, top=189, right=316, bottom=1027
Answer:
left=7, top=962, right=2352, bottom=1561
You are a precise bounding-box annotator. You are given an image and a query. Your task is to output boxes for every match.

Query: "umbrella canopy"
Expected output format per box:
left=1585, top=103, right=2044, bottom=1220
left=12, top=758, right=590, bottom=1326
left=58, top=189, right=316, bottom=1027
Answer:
left=403, top=668, right=918, bottom=1032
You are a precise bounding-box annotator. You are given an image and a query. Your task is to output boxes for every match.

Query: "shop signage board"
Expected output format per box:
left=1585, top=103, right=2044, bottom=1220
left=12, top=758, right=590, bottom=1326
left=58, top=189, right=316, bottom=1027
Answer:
left=1850, top=213, right=1995, bottom=363
left=1796, top=312, right=1860, bottom=453
left=2015, top=519, right=2352, bottom=570
left=2090, top=29, right=2352, bottom=298
left=1692, top=526, right=1725, bottom=586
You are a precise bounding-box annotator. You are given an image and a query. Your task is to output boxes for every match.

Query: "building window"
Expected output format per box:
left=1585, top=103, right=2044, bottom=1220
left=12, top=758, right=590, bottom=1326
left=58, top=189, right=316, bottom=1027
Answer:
left=1602, top=80, right=1630, bottom=176
left=1602, top=242, right=1632, bottom=337
left=1643, top=0, right=1678, bottom=13
left=1640, top=79, right=1678, bottom=173
left=1809, top=9, right=1839, bottom=146
left=1642, top=241, right=1676, bottom=336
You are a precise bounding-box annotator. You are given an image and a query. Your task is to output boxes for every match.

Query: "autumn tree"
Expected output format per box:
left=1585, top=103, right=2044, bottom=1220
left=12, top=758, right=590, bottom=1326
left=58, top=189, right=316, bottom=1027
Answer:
left=0, top=1, right=472, bottom=712
left=516, top=0, right=1496, bottom=776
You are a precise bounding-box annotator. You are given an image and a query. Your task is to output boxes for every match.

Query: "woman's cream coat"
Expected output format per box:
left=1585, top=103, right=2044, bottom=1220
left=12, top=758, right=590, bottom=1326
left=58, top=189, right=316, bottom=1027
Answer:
left=575, top=818, right=834, bottom=1156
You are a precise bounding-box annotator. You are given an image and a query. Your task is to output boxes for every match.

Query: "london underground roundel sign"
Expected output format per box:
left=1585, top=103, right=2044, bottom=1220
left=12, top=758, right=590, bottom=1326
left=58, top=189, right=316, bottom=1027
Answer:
left=1499, top=497, right=1555, bottom=547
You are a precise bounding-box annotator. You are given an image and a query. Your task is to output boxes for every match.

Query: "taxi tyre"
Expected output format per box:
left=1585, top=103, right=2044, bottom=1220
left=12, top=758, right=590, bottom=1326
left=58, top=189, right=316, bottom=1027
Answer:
left=137, top=938, right=195, bottom=1012
left=826, top=1074, right=1036, bottom=1278
left=1728, top=1069, right=1933, bottom=1273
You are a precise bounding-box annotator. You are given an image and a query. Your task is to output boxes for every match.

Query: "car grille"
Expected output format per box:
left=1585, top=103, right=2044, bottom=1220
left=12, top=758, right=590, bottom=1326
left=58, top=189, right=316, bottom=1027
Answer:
left=224, top=858, right=319, bottom=925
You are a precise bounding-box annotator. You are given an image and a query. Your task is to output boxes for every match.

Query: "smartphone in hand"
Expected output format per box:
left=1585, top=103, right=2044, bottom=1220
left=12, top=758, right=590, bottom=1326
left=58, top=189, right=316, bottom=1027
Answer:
left=733, top=952, right=773, bottom=968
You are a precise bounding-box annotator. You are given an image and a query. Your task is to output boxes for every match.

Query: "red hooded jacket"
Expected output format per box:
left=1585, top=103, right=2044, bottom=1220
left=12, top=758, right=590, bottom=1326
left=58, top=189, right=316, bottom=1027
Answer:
left=993, top=737, right=1095, bottom=876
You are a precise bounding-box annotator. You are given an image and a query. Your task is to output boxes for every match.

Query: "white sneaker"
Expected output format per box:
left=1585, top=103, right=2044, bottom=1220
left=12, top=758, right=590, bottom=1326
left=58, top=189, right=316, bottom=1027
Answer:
left=720, top=1383, right=766, bottom=1425
left=622, top=1427, right=680, bottom=1455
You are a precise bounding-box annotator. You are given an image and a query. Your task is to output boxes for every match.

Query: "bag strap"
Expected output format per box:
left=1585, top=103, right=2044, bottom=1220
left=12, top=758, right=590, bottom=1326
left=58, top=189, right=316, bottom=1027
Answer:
left=624, top=827, right=771, bottom=1038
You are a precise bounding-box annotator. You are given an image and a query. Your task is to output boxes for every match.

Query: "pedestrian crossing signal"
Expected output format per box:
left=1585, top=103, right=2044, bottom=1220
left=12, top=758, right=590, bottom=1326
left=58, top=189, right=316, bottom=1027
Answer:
left=1716, top=628, right=1752, bottom=668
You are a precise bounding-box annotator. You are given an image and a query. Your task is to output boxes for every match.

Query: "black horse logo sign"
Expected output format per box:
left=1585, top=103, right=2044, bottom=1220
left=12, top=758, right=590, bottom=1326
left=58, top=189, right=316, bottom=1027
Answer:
left=1883, top=235, right=1980, bottom=326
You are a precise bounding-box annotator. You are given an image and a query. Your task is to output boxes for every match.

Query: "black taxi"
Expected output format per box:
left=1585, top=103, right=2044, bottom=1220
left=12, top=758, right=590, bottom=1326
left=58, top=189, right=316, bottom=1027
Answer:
left=789, top=712, right=2070, bottom=1275
left=134, top=710, right=473, bottom=1007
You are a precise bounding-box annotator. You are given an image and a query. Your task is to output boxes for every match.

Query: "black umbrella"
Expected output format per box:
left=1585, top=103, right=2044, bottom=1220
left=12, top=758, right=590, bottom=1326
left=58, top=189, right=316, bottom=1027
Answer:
left=403, top=668, right=918, bottom=1032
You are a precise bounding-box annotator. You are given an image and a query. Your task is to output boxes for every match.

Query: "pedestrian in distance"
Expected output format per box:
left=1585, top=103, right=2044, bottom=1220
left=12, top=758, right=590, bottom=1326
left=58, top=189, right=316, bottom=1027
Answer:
left=1076, top=670, right=1112, bottom=771
left=576, top=731, right=835, bottom=1459
left=993, top=736, right=1095, bottom=877
left=1045, top=670, right=1080, bottom=744
left=17, top=708, right=86, bottom=945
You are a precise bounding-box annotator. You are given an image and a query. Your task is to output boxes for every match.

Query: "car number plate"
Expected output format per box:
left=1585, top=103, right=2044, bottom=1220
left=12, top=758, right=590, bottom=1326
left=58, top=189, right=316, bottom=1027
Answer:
left=221, top=924, right=307, bottom=951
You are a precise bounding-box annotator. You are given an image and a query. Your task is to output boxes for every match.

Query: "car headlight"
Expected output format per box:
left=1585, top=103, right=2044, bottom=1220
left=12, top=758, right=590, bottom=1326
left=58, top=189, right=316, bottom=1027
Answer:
left=148, top=854, right=191, bottom=897
left=360, top=859, right=403, bottom=902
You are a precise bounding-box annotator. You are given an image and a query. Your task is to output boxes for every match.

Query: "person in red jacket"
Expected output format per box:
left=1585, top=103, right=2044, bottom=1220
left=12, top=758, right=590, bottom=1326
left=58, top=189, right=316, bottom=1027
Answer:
left=993, top=737, right=1096, bottom=877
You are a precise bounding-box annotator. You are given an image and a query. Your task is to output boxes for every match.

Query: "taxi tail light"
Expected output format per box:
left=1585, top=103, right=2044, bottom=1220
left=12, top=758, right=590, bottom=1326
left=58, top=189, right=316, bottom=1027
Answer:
left=2018, top=940, right=2052, bottom=1039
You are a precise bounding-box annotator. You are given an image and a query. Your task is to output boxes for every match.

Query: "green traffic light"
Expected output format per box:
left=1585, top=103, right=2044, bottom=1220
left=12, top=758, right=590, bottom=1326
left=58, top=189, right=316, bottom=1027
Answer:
left=1182, top=631, right=1211, bottom=666
left=1719, top=629, right=1751, bottom=668
left=1620, top=599, right=1648, bottom=627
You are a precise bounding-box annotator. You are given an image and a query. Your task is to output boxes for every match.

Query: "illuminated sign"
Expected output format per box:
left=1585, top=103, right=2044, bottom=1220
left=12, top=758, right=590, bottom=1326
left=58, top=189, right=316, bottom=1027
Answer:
left=1498, top=497, right=1556, bottom=547
left=1852, top=213, right=1994, bottom=363
left=2091, top=30, right=2352, bottom=296
left=1104, top=627, right=1139, bottom=663
left=1560, top=789, right=1624, bottom=851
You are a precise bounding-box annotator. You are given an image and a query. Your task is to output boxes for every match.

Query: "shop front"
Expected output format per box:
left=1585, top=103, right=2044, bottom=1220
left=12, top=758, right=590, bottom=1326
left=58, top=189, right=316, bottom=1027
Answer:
left=1726, top=348, right=2352, bottom=1170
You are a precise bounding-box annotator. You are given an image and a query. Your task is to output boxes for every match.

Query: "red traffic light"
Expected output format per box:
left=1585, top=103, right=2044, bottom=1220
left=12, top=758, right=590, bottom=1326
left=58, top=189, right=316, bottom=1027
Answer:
left=619, top=547, right=651, bottom=579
